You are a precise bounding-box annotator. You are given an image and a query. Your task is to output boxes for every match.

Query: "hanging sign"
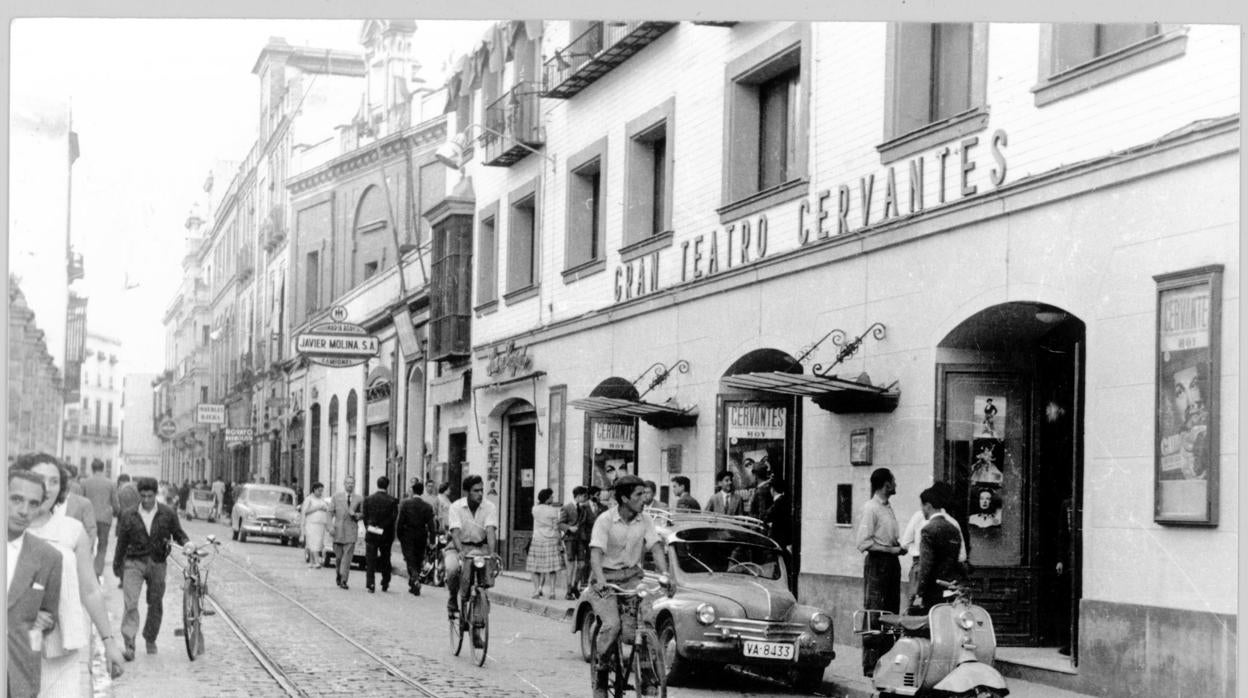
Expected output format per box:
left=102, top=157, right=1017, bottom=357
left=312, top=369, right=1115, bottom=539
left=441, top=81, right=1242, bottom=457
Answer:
left=197, top=404, right=225, bottom=425
left=296, top=307, right=378, bottom=368
left=224, top=428, right=254, bottom=444
left=593, top=421, right=635, bottom=452
left=727, top=403, right=786, bottom=440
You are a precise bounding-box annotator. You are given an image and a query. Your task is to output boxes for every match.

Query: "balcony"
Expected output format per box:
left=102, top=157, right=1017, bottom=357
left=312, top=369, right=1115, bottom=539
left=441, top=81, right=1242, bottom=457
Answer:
left=236, top=248, right=255, bottom=283
left=543, top=21, right=678, bottom=99
left=482, top=80, right=546, bottom=167
left=262, top=205, right=286, bottom=251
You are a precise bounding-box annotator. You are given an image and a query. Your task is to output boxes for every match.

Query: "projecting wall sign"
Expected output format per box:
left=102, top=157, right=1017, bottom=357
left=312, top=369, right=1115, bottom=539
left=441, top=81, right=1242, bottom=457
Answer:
left=295, top=306, right=378, bottom=368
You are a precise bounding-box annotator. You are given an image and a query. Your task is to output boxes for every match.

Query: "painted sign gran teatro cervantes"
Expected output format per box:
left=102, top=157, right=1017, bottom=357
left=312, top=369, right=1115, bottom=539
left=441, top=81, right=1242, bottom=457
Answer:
left=614, top=130, right=1009, bottom=303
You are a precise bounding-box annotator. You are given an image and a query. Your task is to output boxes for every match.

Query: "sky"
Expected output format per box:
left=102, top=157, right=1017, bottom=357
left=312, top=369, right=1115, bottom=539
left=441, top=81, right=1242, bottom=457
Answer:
left=7, top=18, right=495, bottom=379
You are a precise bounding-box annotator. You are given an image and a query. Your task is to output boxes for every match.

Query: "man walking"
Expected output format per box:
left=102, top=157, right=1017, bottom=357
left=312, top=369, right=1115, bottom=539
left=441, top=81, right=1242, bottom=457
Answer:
left=362, top=476, right=399, bottom=593
left=211, top=475, right=226, bottom=520
left=670, top=476, right=700, bottom=512
left=330, top=476, right=362, bottom=589
left=7, top=469, right=64, bottom=698
left=856, top=467, right=905, bottom=676
left=113, top=477, right=191, bottom=659
left=909, top=485, right=966, bottom=613
left=705, top=471, right=744, bottom=516
left=117, top=473, right=139, bottom=514
left=559, top=486, right=589, bottom=599
left=82, top=458, right=120, bottom=577
left=395, top=480, right=435, bottom=595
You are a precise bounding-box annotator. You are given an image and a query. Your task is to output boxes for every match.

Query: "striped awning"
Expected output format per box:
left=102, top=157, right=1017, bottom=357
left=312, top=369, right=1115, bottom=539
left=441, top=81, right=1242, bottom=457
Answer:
left=720, top=371, right=900, bottom=414
left=569, top=396, right=698, bottom=429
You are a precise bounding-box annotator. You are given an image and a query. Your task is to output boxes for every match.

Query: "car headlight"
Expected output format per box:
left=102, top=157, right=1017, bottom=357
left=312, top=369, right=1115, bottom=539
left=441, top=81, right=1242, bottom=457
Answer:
left=696, top=603, right=717, bottom=625
left=957, top=611, right=976, bottom=630
left=245, top=512, right=256, bottom=521
left=810, top=612, right=832, bottom=633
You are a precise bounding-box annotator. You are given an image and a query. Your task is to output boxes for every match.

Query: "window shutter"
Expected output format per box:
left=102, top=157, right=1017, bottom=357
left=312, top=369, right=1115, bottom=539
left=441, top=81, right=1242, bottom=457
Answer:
left=894, top=23, right=934, bottom=136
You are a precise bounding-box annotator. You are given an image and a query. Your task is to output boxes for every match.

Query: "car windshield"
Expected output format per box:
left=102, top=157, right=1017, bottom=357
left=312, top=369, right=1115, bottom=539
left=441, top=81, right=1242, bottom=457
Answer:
left=672, top=540, right=784, bottom=580
left=248, top=490, right=294, bottom=506
left=191, top=491, right=214, bottom=500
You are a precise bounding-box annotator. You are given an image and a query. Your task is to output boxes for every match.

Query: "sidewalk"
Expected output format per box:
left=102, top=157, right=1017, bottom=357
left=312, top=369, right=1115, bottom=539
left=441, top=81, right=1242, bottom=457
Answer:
left=391, top=561, right=1093, bottom=698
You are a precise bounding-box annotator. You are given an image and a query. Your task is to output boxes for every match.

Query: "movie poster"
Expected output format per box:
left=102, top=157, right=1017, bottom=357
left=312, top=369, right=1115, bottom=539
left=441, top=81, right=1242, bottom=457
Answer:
left=589, top=418, right=636, bottom=489
left=1155, top=272, right=1219, bottom=524
left=724, top=402, right=787, bottom=509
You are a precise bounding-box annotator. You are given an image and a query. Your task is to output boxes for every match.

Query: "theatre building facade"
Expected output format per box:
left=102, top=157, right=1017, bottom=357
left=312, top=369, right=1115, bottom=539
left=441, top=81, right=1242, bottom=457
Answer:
left=427, top=20, right=1238, bottom=696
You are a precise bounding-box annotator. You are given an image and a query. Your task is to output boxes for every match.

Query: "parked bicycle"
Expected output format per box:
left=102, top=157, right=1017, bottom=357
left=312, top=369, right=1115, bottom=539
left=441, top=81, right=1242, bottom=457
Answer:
left=421, top=533, right=448, bottom=587
left=448, top=550, right=500, bottom=666
left=591, top=576, right=670, bottom=698
left=181, top=534, right=222, bottom=660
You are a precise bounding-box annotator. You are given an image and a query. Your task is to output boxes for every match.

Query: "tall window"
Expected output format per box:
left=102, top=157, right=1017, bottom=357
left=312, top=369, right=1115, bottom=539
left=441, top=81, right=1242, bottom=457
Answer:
left=1051, top=23, right=1161, bottom=73
left=722, top=24, right=810, bottom=216
left=565, top=138, right=607, bottom=272
left=506, top=183, right=539, bottom=295
left=624, top=98, right=675, bottom=246
left=305, top=251, right=320, bottom=316
left=880, top=22, right=988, bottom=163
left=107, top=402, right=113, bottom=429
left=202, top=324, right=210, bottom=346
left=476, top=206, right=499, bottom=307
left=1034, top=23, right=1184, bottom=107
left=201, top=386, right=209, bottom=403
left=94, top=400, right=101, bottom=433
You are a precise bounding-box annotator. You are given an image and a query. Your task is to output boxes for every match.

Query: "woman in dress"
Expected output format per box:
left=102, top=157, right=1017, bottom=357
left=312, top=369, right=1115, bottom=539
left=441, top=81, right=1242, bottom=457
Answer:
left=301, top=482, right=331, bottom=568
left=968, top=487, right=1003, bottom=529
left=525, top=488, right=564, bottom=599
left=12, top=453, right=126, bottom=696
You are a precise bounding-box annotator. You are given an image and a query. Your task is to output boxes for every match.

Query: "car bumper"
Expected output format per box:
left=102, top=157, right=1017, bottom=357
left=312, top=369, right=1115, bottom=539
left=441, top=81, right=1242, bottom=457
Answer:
left=679, top=636, right=835, bottom=668
left=239, top=521, right=299, bottom=539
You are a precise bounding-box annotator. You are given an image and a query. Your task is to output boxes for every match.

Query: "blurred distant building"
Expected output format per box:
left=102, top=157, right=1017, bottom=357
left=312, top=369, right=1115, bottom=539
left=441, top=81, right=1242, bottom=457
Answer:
left=119, top=372, right=160, bottom=480
left=61, top=331, right=122, bottom=475
left=7, top=275, right=64, bottom=458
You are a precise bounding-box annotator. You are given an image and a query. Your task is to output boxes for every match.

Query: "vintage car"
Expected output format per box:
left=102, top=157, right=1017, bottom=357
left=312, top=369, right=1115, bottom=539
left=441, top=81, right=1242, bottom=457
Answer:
left=185, top=488, right=217, bottom=521
left=573, top=511, right=834, bottom=690
left=230, top=484, right=302, bottom=546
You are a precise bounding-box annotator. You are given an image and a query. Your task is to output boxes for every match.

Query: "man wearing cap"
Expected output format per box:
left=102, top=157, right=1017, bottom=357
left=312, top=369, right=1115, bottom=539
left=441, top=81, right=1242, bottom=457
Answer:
left=588, top=475, right=672, bottom=698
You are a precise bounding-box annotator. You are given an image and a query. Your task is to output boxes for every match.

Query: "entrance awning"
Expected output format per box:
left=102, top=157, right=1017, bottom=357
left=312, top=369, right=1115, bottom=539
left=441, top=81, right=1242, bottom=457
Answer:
left=430, top=367, right=469, bottom=405
left=720, top=372, right=900, bottom=414
left=569, top=396, right=698, bottom=429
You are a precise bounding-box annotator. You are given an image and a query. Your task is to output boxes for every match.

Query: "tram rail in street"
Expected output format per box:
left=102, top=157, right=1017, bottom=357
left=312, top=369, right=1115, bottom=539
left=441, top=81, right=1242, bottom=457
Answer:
left=172, top=548, right=444, bottom=698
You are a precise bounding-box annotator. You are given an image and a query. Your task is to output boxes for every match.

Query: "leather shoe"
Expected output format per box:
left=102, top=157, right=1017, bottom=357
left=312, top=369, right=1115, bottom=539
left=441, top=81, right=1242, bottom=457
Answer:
left=367, top=586, right=375, bottom=594
left=122, top=643, right=135, bottom=662
left=381, top=583, right=388, bottom=592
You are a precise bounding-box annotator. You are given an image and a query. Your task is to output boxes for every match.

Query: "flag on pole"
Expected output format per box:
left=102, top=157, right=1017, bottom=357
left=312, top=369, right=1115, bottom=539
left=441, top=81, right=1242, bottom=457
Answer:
left=69, top=130, right=80, bottom=165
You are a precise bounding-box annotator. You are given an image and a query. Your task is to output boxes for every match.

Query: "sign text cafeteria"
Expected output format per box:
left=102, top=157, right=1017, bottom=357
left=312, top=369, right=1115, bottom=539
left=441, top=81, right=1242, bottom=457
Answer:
left=295, top=334, right=379, bottom=355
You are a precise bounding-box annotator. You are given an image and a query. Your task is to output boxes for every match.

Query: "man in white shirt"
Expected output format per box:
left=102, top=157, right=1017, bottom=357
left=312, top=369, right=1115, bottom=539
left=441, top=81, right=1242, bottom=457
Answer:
left=445, top=475, right=498, bottom=622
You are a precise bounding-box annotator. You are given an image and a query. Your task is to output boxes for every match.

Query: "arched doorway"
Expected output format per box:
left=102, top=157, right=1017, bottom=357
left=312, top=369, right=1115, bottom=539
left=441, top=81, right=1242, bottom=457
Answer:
left=328, top=396, right=340, bottom=487
left=719, top=348, right=803, bottom=583
left=493, top=398, right=537, bottom=571
left=347, top=390, right=360, bottom=492
left=583, top=377, right=640, bottom=489
left=364, top=371, right=392, bottom=495
left=308, top=403, right=321, bottom=487
left=405, top=364, right=426, bottom=492
left=936, top=301, right=1084, bottom=660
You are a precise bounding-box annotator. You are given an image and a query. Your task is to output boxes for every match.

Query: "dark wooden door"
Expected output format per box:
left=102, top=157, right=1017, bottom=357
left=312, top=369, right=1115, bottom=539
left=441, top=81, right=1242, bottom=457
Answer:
left=506, top=420, right=536, bottom=570
left=938, top=368, right=1037, bottom=645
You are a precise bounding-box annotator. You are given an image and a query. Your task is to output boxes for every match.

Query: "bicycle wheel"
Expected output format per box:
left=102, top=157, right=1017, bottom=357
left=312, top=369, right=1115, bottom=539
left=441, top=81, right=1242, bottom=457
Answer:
left=631, top=628, right=667, bottom=698
left=448, top=596, right=465, bottom=656
left=591, top=641, right=625, bottom=698
left=182, top=580, right=204, bottom=660
left=469, top=589, right=490, bottom=667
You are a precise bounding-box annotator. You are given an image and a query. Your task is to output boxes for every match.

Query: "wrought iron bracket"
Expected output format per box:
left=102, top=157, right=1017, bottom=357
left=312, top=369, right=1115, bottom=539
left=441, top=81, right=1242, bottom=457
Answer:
left=812, top=323, right=887, bottom=377
left=633, top=359, right=690, bottom=401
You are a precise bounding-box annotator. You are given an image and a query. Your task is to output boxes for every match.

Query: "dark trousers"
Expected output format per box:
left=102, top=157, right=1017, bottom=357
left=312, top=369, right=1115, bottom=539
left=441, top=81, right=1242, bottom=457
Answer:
left=861, top=551, right=901, bottom=676
left=365, top=537, right=393, bottom=589
left=400, top=539, right=426, bottom=590
left=121, top=557, right=166, bottom=645
left=94, top=519, right=112, bottom=578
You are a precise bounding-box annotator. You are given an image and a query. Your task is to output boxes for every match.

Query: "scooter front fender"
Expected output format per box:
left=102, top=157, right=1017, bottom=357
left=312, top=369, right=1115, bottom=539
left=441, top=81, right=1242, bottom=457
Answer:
left=932, top=661, right=1008, bottom=694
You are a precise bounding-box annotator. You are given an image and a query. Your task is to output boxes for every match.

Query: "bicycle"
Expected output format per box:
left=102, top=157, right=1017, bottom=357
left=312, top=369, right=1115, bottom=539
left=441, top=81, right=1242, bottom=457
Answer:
left=181, top=534, right=222, bottom=661
left=448, top=550, right=500, bottom=667
left=590, top=576, right=671, bottom=698
left=421, top=533, right=448, bottom=587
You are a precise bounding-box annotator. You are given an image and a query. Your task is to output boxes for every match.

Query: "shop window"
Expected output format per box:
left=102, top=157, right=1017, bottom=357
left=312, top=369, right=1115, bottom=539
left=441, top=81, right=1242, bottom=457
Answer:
left=720, top=23, right=810, bottom=221
left=878, top=23, right=989, bottom=164
left=623, top=97, right=675, bottom=256
left=476, top=203, right=499, bottom=310
left=564, top=137, right=607, bottom=280
left=1033, top=24, right=1187, bottom=107
left=836, top=484, right=852, bottom=525
left=505, top=179, right=539, bottom=301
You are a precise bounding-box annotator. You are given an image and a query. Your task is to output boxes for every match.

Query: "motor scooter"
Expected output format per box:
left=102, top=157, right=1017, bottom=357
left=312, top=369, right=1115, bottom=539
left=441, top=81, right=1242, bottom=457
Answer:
left=853, top=579, right=1008, bottom=697
left=421, top=533, right=448, bottom=587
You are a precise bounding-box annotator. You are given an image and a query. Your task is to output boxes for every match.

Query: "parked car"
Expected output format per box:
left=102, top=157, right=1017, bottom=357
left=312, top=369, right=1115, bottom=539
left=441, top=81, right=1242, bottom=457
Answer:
left=230, top=484, right=301, bottom=546
left=572, top=510, right=834, bottom=691
left=186, top=489, right=217, bottom=521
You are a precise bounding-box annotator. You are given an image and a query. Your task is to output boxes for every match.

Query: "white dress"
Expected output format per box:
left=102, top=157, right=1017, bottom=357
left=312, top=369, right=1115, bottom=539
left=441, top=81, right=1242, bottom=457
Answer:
left=27, top=509, right=90, bottom=697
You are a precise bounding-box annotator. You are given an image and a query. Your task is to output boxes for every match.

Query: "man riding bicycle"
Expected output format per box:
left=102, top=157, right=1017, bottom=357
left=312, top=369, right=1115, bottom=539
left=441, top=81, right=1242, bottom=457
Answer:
left=589, top=475, right=672, bottom=698
left=445, top=475, right=497, bottom=628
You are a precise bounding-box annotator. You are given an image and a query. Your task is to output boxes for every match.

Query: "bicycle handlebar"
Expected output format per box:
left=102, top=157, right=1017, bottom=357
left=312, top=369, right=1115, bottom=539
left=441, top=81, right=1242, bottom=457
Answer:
left=597, top=576, right=671, bottom=597
left=184, top=538, right=222, bottom=559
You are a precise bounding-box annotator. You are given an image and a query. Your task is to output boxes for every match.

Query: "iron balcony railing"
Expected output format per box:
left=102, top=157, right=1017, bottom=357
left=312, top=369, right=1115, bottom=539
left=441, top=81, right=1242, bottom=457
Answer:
left=482, top=80, right=546, bottom=167
left=543, top=21, right=678, bottom=99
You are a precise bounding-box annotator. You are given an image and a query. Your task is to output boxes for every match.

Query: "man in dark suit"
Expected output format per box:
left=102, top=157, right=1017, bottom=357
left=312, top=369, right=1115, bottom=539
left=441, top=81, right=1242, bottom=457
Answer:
left=362, top=475, right=400, bottom=593
left=705, top=470, right=744, bottom=516
left=114, top=477, right=190, bottom=659
left=748, top=462, right=774, bottom=520
left=395, top=480, right=435, bottom=595
left=910, top=485, right=967, bottom=613
left=8, top=470, right=64, bottom=698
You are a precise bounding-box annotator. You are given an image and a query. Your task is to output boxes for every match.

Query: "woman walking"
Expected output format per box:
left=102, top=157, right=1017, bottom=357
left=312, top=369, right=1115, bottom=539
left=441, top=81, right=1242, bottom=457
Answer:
left=301, top=482, right=331, bottom=568
left=525, top=488, right=564, bottom=599
left=13, top=453, right=126, bottom=695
